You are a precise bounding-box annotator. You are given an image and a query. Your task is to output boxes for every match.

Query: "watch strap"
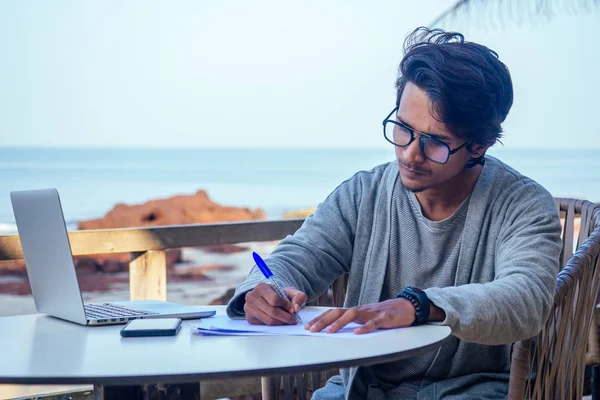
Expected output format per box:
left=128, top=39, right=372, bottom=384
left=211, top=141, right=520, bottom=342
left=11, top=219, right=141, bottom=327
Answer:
left=396, top=286, right=430, bottom=326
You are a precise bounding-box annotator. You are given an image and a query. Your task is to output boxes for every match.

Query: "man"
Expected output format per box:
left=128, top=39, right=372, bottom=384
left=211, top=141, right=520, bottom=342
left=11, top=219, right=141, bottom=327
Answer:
left=226, top=27, right=562, bottom=399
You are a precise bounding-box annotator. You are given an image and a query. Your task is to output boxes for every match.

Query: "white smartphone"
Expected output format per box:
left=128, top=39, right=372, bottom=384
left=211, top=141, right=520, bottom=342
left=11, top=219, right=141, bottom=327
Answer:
left=120, top=318, right=182, bottom=337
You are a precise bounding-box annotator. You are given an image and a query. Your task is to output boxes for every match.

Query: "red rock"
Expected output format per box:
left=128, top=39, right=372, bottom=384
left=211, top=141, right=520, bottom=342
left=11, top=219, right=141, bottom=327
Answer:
left=77, top=274, right=129, bottom=292
left=73, top=257, right=98, bottom=274
left=78, top=190, right=264, bottom=229
left=200, top=244, right=249, bottom=254
left=0, top=260, right=27, bottom=277
left=0, top=240, right=183, bottom=278
left=100, top=259, right=125, bottom=274
left=169, top=268, right=212, bottom=281
left=71, top=190, right=264, bottom=276
left=169, top=264, right=236, bottom=281
left=193, top=264, right=236, bottom=273
left=0, top=280, right=31, bottom=295
left=210, top=287, right=236, bottom=305
left=72, top=250, right=183, bottom=274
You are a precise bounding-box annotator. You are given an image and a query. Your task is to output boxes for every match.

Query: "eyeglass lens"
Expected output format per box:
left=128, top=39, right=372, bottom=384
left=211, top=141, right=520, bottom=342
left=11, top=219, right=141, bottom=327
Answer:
left=385, top=121, right=449, bottom=164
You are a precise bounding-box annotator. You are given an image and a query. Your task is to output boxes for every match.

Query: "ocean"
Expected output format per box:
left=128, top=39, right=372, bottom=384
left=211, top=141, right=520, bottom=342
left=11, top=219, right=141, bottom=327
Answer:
left=0, top=147, right=598, bottom=234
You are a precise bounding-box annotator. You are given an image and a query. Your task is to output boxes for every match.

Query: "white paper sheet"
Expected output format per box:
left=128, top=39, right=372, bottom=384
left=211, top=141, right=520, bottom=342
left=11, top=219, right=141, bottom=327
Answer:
left=195, top=310, right=393, bottom=337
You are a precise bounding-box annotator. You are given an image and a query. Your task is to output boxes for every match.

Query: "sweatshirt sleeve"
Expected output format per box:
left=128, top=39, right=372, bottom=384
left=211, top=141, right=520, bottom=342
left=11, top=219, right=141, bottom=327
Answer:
left=424, top=186, right=562, bottom=345
left=226, top=171, right=365, bottom=318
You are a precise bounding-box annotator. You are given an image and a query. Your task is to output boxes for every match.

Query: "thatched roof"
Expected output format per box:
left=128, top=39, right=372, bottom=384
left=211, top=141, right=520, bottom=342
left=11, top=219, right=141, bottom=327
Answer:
left=431, top=0, right=599, bottom=27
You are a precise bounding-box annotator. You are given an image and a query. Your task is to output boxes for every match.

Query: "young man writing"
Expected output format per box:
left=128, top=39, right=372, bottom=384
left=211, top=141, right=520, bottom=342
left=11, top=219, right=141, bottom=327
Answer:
left=227, top=27, right=562, bottom=399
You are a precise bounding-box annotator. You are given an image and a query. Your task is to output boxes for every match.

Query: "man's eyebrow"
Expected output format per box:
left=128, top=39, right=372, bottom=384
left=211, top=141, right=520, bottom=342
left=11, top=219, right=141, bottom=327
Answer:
left=397, top=116, right=452, bottom=142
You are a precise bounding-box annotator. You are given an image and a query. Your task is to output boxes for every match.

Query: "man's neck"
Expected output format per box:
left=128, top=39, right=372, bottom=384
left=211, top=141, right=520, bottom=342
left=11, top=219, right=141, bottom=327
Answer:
left=415, top=165, right=483, bottom=221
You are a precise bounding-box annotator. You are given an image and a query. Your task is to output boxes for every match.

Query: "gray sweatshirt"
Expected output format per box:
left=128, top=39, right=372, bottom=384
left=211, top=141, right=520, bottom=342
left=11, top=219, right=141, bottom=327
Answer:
left=227, top=156, right=562, bottom=399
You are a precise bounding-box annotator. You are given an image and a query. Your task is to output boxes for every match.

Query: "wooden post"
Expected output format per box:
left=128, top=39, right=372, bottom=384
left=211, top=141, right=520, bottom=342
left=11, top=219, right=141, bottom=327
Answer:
left=129, top=250, right=167, bottom=301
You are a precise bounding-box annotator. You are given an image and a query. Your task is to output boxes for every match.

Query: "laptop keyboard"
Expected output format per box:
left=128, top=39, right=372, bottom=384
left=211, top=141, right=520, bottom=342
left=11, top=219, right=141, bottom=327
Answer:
left=84, top=303, right=159, bottom=320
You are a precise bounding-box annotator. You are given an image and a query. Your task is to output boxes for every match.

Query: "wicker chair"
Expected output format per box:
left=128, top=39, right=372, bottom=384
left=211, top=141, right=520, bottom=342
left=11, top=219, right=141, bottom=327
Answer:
left=261, top=198, right=600, bottom=400
left=508, top=198, right=600, bottom=399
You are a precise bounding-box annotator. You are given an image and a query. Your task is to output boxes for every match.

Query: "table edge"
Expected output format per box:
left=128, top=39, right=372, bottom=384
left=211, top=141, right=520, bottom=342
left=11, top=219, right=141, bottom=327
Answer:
left=0, top=327, right=452, bottom=385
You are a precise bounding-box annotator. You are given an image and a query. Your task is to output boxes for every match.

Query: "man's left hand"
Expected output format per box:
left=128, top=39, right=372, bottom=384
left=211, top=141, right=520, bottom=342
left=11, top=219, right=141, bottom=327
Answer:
left=305, top=298, right=417, bottom=334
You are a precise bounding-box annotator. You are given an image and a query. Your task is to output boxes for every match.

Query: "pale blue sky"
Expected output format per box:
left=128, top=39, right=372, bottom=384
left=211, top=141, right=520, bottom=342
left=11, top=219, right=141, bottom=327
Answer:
left=0, top=1, right=598, bottom=149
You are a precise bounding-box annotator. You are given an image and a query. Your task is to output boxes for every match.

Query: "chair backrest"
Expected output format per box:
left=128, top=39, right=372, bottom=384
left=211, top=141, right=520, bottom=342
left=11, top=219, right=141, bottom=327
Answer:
left=508, top=198, right=600, bottom=399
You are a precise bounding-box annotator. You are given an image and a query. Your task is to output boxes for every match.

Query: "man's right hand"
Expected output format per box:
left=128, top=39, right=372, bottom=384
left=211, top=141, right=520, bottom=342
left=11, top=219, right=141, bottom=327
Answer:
left=244, top=282, right=307, bottom=325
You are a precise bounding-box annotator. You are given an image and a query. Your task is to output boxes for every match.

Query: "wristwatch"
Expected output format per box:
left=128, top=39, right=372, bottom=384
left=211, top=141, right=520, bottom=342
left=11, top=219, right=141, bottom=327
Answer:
left=396, top=286, right=430, bottom=326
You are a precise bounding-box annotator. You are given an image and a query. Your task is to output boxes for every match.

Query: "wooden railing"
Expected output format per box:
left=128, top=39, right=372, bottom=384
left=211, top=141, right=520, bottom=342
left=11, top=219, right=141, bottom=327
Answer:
left=0, top=219, right=305, bottom=301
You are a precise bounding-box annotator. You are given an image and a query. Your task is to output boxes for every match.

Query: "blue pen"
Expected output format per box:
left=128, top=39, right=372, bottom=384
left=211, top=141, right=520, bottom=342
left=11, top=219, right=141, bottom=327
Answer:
left=252, top=251, right=303, bottom=325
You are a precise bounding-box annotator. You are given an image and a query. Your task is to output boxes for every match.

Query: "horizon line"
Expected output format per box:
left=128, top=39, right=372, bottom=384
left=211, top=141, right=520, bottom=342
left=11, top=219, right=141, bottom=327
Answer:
left=0, top=145, right=598, bottom=151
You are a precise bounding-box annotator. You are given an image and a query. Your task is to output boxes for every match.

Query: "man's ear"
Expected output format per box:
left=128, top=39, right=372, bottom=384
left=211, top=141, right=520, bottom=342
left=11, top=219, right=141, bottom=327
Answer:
left=469, top=143, right=490, bottom=158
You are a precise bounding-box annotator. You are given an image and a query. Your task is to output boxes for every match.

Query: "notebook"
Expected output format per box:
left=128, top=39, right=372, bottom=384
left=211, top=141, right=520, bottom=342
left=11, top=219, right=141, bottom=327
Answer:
left=196, top=310, right=390, bottom=337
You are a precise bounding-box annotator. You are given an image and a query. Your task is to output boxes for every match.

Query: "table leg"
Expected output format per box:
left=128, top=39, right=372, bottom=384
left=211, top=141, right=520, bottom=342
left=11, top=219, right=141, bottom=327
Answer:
left=593, top=365, right=600, bottom=400
left=261, top=376, right=279, bottom=400
left=94, top=383, right=201, bottom=400
left=93, top=384, right=104, bottom=400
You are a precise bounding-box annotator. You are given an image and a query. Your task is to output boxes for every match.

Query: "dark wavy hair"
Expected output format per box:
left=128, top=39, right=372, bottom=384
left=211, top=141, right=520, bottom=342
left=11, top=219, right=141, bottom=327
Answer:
left=396, top=27, right=513, bottom=147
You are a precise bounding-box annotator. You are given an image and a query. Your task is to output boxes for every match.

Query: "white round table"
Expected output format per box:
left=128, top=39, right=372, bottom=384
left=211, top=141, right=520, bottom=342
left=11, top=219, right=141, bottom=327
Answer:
left=0, top=306, right=451, bottom=399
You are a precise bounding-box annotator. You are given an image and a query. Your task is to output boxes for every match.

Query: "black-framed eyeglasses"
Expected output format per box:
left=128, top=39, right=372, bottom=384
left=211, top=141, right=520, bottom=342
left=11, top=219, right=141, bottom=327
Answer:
left=382, top=107, right=468, bottom=165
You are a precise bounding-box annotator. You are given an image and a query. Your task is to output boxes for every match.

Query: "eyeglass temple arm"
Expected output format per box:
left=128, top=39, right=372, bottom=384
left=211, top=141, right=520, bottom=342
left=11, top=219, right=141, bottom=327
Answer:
left=382, top=107, right=398, bottom=125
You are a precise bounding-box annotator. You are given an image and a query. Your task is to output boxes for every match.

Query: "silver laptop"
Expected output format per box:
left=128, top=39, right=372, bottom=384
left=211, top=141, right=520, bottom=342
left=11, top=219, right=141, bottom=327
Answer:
left=10, top=188, right=216, bottom=326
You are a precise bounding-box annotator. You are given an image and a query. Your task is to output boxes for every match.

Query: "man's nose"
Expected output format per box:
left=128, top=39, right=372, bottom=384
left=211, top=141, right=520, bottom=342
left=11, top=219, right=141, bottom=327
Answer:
left=402, top=137, right=425, bottom=163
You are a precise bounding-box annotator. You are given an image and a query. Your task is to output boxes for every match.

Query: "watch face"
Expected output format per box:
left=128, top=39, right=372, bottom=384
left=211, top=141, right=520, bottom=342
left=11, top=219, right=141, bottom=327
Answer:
left=409, top=286, right=424, bottom=293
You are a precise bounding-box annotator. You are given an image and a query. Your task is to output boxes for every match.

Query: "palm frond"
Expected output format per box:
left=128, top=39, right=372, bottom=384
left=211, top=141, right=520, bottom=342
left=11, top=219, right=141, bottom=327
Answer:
left=430, top=0, right=599, bottom=28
